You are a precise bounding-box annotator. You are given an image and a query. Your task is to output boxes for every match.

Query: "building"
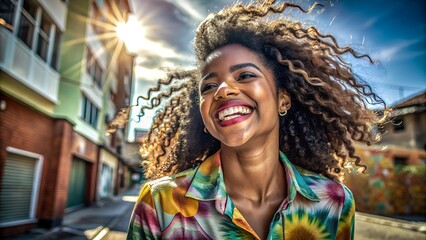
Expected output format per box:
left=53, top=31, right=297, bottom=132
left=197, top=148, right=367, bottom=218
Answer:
left=0, top=0, right=136, bottom=237
left=344, top=91, right=426, bottom=217
left=380, top=90, right=426, bottom=151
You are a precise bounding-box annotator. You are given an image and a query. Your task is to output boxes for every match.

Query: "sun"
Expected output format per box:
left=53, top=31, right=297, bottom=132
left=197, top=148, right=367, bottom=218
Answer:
left=116, top=15, right=145, bottom=53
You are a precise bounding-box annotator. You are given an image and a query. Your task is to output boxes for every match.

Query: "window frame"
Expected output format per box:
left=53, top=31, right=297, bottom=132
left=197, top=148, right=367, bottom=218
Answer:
left=81, top=94, right=99, bottom=129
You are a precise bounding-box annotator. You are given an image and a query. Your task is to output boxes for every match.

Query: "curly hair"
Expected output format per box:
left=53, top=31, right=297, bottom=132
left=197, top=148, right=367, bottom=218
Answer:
left=132, top=1, right=387, bottom=181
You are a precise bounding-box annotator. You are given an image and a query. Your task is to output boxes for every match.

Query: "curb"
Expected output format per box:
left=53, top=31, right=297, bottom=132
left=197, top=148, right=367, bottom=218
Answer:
left=356, top=212, right=426, bottom=233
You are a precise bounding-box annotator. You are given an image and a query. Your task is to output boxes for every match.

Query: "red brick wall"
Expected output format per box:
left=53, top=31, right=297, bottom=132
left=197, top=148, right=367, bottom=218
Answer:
left=43, top=120, right=74, bottom=222
left=0, top=93, right=100, bottom=236
left=0, top=223, right=38, bottom=238
left=0, top=93, right=54, bottom=236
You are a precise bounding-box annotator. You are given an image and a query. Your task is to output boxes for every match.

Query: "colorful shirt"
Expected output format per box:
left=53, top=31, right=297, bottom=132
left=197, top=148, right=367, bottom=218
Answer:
left=127, top=151, right=355, bottom=239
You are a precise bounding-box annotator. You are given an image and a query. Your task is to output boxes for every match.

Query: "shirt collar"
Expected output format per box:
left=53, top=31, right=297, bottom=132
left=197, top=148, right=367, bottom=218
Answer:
left=185, top=151, right=227, bottom=201
left=185, top=150, right=320, bottom=205
left=279, top=152, right=320, bottom=203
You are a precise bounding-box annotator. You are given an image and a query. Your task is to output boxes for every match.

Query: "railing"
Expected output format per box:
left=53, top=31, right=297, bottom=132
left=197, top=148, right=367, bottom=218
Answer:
left=0, top=28, right=59, bottom=103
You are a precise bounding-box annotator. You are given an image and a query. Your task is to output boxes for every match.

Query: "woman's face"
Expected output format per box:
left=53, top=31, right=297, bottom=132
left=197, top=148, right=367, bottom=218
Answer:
left=199, top=44, right=283, bottom=148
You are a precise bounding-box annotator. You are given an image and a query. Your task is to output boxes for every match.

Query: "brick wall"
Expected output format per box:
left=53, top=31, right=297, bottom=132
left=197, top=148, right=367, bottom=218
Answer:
left=38, top=119, right=74, bottom=227
left=0, top=93, right=100, bottom=236
left=0, top=93, right=55, bottom=236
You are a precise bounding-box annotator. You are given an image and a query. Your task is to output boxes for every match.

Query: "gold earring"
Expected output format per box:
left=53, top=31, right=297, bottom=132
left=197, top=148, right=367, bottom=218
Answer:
left=279, top=109, right=287, bottom=117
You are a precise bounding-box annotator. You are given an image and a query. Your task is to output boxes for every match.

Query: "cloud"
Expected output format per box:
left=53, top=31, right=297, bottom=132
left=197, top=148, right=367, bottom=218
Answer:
left=377, top=38, right=424, bottom=60
left=362, top=17, right=379, bottom=29
left=134, top=38, right=192, bottom=61
left=163, top=0, right=205, bottom=22
left=135, top=65, right=167, bottom=82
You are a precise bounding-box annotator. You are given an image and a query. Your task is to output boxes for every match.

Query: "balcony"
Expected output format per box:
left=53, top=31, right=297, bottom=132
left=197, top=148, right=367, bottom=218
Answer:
left=0, top=28, right=59, bottom=103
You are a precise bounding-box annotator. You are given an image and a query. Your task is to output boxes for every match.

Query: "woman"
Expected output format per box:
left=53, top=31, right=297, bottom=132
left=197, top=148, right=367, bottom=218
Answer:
left=126, top=1, right=387, bottom=239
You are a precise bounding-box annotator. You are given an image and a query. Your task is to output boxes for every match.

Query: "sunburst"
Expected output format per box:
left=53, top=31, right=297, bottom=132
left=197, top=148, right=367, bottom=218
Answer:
left=61, top=1, right=146, bottom=89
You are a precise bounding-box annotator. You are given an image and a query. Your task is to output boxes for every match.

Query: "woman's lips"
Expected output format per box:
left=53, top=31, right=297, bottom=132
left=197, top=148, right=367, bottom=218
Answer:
left=216, top=112, right=253, bottom=127
left=215, top=100, right=253, bottom=127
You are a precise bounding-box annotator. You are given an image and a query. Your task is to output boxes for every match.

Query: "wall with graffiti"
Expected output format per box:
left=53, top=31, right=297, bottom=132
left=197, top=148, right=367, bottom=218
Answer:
left=344, top=144, right=426, bottom=216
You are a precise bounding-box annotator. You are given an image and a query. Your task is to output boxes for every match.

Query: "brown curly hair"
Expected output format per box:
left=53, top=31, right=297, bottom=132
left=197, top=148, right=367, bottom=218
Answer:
left=132, top=1, right=388, bottom=181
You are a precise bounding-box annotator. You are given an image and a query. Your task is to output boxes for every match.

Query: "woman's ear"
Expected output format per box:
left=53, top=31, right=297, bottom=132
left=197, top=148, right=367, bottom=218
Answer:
left=278, top=90, right=291, bottom=112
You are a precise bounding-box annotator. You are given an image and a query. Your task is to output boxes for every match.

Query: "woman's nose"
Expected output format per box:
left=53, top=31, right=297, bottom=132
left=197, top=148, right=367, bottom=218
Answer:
left=213, top=81, right=240, bottom=100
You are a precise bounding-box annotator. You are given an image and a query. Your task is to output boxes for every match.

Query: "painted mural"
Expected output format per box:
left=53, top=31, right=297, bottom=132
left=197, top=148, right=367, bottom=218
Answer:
left=344, top=145, right=426, bottom=216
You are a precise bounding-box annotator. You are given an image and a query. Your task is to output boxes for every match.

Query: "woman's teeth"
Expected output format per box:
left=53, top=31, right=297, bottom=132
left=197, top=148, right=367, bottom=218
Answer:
left=218, top=106, right=252, bottom=121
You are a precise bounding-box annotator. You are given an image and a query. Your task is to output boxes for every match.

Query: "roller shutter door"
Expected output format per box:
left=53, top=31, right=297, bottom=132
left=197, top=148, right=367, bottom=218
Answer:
left=0, top=153, right=38, bottom=225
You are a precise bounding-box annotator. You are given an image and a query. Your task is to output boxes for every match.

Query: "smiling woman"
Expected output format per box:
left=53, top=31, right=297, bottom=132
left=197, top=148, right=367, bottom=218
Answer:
left=125, top=1, right=389, bottom=239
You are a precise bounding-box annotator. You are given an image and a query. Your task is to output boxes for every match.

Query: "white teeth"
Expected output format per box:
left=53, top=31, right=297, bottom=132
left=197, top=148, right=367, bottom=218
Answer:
left=218, top=106, right=252, bottom=121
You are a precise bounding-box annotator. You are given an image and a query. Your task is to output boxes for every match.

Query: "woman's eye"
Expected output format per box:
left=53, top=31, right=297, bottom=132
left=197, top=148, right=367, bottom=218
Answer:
left=237, top=72, right=256, bottom=81
left=200, top=83, right=216, bottom=94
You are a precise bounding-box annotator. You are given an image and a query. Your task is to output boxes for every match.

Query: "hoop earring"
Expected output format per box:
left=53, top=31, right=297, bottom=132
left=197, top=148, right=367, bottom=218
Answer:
left=279, top=109, right=287, bottom=117
left=204, top=127, right=208, bottom=133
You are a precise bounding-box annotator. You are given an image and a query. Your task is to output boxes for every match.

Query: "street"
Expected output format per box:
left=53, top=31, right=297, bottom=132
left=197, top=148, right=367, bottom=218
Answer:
left=355, top=213, right=426, bottom=240
left=5, top=185, right=425, bottom=240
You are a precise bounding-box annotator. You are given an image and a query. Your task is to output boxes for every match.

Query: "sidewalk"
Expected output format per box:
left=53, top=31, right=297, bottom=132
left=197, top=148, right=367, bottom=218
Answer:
left=355, top=212, right=426, bottom=239
left=4, top=185, right=141, bottom=240
left=355, top=212, right=426, bottom=233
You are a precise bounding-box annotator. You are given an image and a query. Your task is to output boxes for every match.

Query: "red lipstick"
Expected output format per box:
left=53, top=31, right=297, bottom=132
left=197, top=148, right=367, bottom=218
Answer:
left=215, top=100, right=253, bottom=127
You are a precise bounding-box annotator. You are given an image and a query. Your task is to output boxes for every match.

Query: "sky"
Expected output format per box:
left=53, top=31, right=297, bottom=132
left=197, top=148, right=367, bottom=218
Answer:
left=126, top=0, right=426, bottom=141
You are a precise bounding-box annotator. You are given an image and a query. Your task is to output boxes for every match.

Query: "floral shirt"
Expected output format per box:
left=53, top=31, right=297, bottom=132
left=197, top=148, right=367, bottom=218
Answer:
left=127, top=151, right=355, bottom=240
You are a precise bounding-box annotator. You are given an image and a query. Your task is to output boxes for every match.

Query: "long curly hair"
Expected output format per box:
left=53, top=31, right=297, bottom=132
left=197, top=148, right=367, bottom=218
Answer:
left=132, top=1, right=388, bottom=181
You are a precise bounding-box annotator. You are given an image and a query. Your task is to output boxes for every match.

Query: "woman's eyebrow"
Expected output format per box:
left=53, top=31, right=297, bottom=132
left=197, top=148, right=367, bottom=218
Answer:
left=201, top=72, right=217, bottom=82
left=230, top=63, right=260, bottom=72
left=201, top=62, right=260, bottom=82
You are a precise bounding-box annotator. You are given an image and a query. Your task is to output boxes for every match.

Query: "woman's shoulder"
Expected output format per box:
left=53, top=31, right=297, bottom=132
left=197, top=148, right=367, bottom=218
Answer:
left=294, top=165, right=354, bottom=201
left=141, top=165, right=199, bottom=195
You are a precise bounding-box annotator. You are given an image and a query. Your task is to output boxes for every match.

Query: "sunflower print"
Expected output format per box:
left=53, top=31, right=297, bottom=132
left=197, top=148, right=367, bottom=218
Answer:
left=127, top=151, right=355, bottom=240
left=284, top=211, right=330, bottom=240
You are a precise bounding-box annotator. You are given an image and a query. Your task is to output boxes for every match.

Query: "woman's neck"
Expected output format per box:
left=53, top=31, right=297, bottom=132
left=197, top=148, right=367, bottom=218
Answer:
left=220, top=139, right=286, bottom=204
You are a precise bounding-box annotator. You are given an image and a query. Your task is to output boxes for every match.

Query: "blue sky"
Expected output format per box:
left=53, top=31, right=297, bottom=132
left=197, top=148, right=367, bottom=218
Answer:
left=127, top=0, right=426, bottom=140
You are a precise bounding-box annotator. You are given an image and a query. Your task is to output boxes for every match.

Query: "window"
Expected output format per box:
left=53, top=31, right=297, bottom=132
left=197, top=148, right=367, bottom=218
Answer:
left=17, top=0, right=37, bottom=48
left=81, top=95, right=99, bottom=128
left=50, top=28, right=62, bottom=70
left=86, top=47, right=103, bottom=87
left=36, top=13, right=51, bottom=61
left=393, top=117, right=405, bottom=132
left=5, top=1, right=62, bottom=67
left=0, top=0, right=16, bottom=31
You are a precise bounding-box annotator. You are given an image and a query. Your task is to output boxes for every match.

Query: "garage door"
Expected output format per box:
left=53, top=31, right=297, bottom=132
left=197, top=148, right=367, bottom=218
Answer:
left=66, top=157, right=87, bottom=210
